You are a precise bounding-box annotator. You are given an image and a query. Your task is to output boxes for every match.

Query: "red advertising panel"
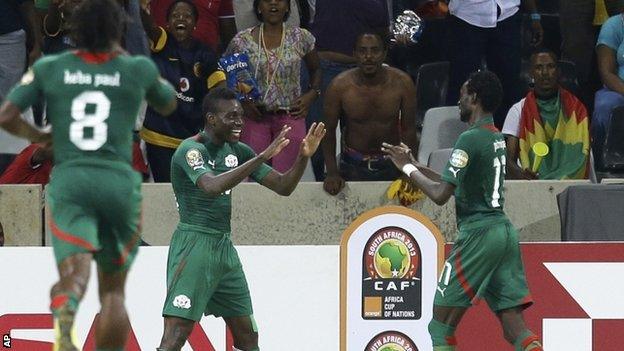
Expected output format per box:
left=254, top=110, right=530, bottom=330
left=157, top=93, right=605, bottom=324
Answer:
left=456, top=243, right=624, bottom=351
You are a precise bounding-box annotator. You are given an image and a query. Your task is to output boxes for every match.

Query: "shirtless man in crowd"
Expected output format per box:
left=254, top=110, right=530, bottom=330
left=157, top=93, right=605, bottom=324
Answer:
left=322, top=32, right=418, bottom=195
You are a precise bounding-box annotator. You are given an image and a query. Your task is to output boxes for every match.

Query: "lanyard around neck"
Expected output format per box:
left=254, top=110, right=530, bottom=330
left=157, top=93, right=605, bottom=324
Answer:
left=255, top=23, right=286, bottom=102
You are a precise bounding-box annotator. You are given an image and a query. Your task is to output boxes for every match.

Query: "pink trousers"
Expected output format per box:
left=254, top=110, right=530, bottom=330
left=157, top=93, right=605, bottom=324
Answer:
left=240, top=112, right=306, bottom=173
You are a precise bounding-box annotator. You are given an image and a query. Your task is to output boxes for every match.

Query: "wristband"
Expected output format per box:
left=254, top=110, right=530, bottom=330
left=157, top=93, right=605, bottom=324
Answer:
left=402, top=164, right=418, bottom=177
left=530, top=13, right=541, bottom=21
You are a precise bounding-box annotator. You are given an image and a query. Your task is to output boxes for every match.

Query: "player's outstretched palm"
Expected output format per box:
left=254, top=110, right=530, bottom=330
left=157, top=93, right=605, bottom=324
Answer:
left=381, top=142, right=413, bottom=170
left=300, top=122, right=326, bottom=157
left=260, top=125, right=291, bottom=160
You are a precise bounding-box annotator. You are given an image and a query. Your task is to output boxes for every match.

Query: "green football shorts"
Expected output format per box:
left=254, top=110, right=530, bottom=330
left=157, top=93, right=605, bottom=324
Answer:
left=47, top=162, right=142, bottom=273
left=434, top=220, right=533, bottom=312
left=162, top=229, right=253, bottom=321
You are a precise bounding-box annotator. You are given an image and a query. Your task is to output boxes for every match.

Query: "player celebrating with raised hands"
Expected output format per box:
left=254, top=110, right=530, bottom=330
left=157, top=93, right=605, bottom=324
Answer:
left=382, top=71, right=542, bottom=351
left=158, top=87, right=325, bottom=351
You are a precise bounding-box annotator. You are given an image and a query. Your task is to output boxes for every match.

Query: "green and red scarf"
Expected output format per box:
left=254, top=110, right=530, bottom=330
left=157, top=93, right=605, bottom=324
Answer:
left=518, top=88, right=590, bottom=179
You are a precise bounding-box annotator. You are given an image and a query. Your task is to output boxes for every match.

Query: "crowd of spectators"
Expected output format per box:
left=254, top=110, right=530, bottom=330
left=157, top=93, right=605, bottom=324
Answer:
left=1, top=0, right=623, bottom=187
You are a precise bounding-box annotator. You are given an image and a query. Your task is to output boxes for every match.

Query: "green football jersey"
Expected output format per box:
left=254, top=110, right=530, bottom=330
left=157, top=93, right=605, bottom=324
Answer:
left=441, top=116, right=508, bottom=230
left=171, top=133, right=272, bottom=235
left=7, top=51, right=175, bottom=168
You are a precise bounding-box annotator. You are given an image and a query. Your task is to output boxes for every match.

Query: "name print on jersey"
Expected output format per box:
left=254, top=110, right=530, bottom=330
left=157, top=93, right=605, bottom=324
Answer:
left=64, top=70, right=120, bottom=87
left=493, top=140, right=506, bottom=152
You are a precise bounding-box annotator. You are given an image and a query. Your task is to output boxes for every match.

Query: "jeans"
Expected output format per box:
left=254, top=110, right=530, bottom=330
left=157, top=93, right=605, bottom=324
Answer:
left=0, top=30, right=29, bottom=156
left=592, top=87, right=624, bottom=168
left=339, top=155, right=400, bottom=181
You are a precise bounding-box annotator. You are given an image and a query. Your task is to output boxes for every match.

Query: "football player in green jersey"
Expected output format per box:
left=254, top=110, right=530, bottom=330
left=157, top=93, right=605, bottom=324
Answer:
left=382, top=71, right=542, bottom=351
left=157, top=87, right=325, bottom=351
left=0, top=0, right=177, bottom=350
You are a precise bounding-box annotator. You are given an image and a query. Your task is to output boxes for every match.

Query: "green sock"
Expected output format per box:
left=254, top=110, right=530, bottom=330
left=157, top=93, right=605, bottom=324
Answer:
left=514, top=330, right=542, bottom=351
left=428, top=318, right=457, bottom=347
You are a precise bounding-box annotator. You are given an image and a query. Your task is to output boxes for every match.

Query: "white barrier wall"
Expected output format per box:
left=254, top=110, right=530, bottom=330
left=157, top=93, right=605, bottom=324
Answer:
left=2, top=243, right=624, bottom=350
left=135, top=180, right=596, bottom=245
left=0, top=246, right=339, bottom=351
left=3, top=180, right=614, bottom=246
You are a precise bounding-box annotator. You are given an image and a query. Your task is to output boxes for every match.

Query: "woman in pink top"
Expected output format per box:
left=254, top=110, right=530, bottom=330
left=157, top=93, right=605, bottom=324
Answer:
left=225, top=0, right=321, bottom=172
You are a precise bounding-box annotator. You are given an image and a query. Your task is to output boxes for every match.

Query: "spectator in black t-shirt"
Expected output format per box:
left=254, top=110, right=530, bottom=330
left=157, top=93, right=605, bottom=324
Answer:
left=140, top=0, right=225, bottom=182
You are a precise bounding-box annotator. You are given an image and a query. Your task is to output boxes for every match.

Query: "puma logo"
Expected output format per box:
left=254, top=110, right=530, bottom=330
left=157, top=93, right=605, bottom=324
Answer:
left=448, top=167, right=460, bottom=177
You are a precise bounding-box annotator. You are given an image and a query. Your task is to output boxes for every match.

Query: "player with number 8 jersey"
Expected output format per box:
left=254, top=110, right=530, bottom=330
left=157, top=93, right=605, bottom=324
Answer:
left=9, top=52, right=173, bottom=166
left=0, top=1, right=177, bottom=350
left=6, top=50, right=176, bottom=269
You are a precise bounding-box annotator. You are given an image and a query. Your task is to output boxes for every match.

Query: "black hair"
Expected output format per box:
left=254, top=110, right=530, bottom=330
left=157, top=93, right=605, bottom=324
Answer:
left=465, top=71, right=503, bottom=114
left=166, top=0, right=199, bottom=22
left=70, top=0, right=125, bottom=52
left=354, top=31, right=388, bottom=51
left=202, top=87, right=239, bottom=116
left=253, top=0, right=291, bottom=22
left=529, top=48, right=559, bottom=65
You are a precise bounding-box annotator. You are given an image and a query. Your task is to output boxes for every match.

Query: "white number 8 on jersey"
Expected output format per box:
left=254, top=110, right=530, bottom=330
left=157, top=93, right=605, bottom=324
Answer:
left=70, top=90, right=110, bottom=151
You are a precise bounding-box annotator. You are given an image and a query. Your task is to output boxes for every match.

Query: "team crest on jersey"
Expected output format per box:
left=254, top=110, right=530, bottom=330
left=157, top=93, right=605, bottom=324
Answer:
left=186, top=149, right=205, bottom=170
left=450, top=149, right=469, bottom=168
left=20, top=69, right=34, bottom=85
left=224, top=154, right=238, bottom=168
left=173, top=294, right=191, bottom=309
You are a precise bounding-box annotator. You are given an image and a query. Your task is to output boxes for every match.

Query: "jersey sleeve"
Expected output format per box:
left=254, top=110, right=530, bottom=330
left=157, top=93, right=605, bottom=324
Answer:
left=134, top=56, right=176, bottom=111
left=173, top=142, right=213, bottom=184
left=5, top=62, right=44, bottom=111
left=238, top=142, right=273, bottom=182
left=441, top=132, right=474, bottom=187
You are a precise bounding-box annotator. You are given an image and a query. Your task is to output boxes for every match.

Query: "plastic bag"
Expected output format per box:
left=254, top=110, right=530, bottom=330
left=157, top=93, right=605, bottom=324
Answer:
left=218, top=53, right=261, bottom=101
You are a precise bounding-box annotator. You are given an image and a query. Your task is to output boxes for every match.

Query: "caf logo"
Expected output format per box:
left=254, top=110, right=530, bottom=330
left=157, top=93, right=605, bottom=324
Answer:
left=365, top=227, right=419, bottom=279
left=365, top=331, right=418, bottom=351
